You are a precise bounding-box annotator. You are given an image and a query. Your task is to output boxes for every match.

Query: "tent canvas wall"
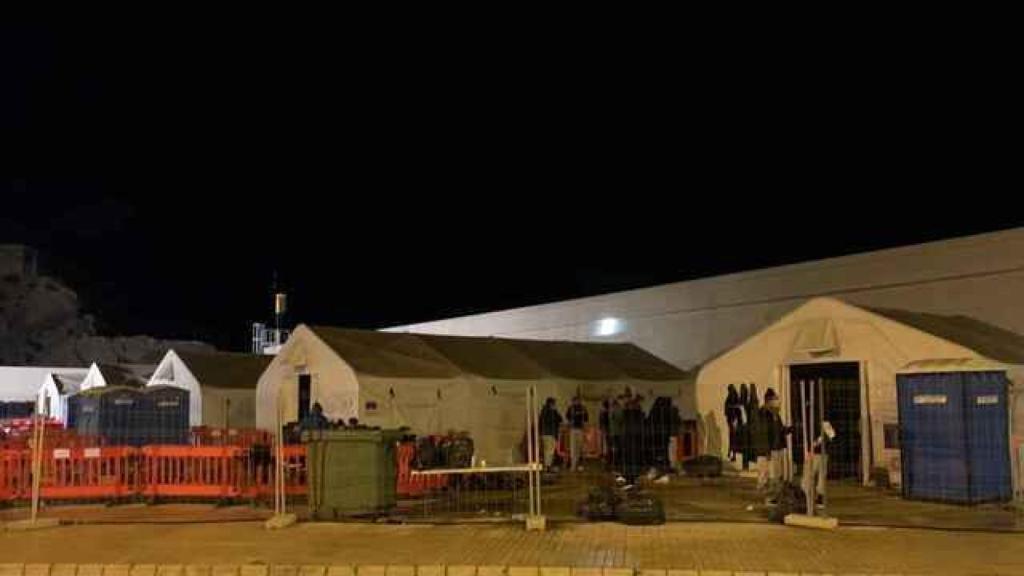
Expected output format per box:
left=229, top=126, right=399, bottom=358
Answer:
left=1, top=366, right=86, bottom=404
left=256, top=325, right=692, bottom=466
left=695, top=297, right=1024, bottom=487
left=37, top=369, right=89, bottom=423
left=148, top=350, right=271, bottom=428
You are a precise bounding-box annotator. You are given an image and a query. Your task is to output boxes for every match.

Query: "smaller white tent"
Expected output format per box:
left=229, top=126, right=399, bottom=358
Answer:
left=37, top=369, right=89, bottom=422
left=1, top=366, right=87, bottom=405
left=148, top=350, right=272, bottom=428
left=79, top=362, right=150, bottom=392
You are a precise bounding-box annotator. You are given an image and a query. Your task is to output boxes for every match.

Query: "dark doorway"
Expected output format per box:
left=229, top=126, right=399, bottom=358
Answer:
left=789, top=362, right=861, bottom=480
left=298, top=374, right=312, bottom=421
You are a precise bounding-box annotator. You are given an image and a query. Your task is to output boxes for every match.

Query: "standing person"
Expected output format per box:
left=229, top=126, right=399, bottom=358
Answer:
left=621, top=396, right=645, bottom=485
left=802, top=420, right=834, bottom=509
left=737, top=383, right=750, bottom=470
left=300, top=402, right=329, bottom=432
left=745, top=383, right=760, bottom=470
left=599, top=399, right=611, bottom=468
left=724, top=384, right=741, bottom=461
left=646, top=397, right=673, bottom=473
left=538, top=398, right=563, bottom=470
left=566, top=396, right=589, bottom=471
left=666, top=398, right=683, bottom=472
left=608, top=397, right=624, bottom=470
left=763, top=388, right=790, bottom=489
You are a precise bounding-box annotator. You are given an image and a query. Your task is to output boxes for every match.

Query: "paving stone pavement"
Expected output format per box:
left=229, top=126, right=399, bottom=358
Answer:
left=2, top=521, right=1022, bottom=575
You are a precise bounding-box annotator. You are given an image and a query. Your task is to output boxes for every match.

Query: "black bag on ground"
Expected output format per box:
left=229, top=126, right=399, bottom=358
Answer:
left=616, top=492, right=666, bottom=525
left=681, top=454, right=723, bottom=477
left=767, top=481, right=807, bottom=523
left=577, top=485, right=621, bottom=521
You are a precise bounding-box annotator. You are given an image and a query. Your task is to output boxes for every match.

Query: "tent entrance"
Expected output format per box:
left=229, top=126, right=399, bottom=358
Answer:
left=789, top=362, right=862, bottom=480
left=298, top=374, right=312, bottom=421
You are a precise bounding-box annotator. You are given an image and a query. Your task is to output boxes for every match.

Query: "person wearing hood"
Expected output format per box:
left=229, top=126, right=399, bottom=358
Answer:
left=724, top=384, right=742, bottom=461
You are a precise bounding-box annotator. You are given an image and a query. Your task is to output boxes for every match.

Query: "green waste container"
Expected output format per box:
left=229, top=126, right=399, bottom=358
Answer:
left=303, top=428, right=404, bottom=519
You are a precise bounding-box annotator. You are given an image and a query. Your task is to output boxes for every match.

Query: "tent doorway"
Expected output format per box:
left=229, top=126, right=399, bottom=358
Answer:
left=789, top=362, right=862, bottom=480
left=298, top=374, right=311, bottom=422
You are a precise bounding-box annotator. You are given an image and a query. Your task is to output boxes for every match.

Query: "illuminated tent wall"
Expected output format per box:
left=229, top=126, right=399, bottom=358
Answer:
left=256, top=325, right=691, bottom=465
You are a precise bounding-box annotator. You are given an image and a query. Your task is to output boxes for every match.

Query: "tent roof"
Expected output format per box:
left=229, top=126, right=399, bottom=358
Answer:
left=868, top=307, right=1024, bottom=365
left=176, top=351, right=273, bottom=390
left=576, top=342, right=695, bottom=381
left=309, top=327, right=462, bottom=378
left=306, top=326, right=689, bottom=382
left=95, top=364, right=148, bottom=388
left=51, top=372, right=87, bottom=394
left=407, top=334, right=548, bottom=379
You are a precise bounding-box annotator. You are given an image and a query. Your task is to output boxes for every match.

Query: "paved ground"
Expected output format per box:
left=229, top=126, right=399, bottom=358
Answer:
left=2, top=520, right=1024, bottom=575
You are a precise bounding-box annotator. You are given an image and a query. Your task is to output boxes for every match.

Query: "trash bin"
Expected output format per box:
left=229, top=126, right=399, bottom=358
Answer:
left=303, top=428, right=404, bottom=518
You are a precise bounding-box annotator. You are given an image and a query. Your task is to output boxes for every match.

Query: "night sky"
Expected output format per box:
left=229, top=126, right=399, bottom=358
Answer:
left=3, top=24, right=1020, bottom=352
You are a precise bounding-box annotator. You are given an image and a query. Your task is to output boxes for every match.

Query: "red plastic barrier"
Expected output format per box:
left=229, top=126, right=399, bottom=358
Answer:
left=557, top=425, right=603, bottom=459
left=0, top=449, right=27, bottom=501
left=243, top=444, right=307, bottom=498
left=140, top=445, right=242, bottom=498
left=396, top=442, right=447, bottom=497
left=40, top=446, right=137, bottom=500
left=192, top=427, right=273, bottom=449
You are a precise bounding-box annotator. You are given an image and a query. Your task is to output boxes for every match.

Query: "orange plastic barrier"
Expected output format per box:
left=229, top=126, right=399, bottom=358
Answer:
left=557, top=425, right=604, bottom=460
left=192, top=427, right=273, bottom=448
left=40, top=446, right=138, bottom=500
left=244, top=444, right=308, bottom=498
left=0, top=449, right=27, bottom=501
left=140, top=445, right=242, bottom=499
left=396, top=442, right=447, bottom=497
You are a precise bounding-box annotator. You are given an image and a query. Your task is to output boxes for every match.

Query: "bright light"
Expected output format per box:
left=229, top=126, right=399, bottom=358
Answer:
left=595, top=317, right=623, bottom=336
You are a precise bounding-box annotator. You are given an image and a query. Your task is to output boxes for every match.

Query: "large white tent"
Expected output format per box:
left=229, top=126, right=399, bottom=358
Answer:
left=256, top=325, right=693, bottom=465
left=148, top=349, right=272, bottom=428
left=695, top=297, right=1024, bottom=487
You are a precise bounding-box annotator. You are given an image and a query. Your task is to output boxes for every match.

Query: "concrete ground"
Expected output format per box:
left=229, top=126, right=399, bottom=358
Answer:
left=2, top=520, right=1024, bottom=575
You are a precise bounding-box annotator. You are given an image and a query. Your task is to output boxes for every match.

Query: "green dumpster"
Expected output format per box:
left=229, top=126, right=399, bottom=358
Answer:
left=303, top=428, right=404, bottom=519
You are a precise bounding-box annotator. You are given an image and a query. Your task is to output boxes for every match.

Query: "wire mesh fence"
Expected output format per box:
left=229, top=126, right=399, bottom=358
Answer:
left=1, top=380, right=1021, bottom=531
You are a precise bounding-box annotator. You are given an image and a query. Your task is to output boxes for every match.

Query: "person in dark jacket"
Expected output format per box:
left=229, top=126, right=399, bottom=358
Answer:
left=599, top=399, right=611, bottom=468
left=566, top=396, right=589, bottom=471
left=646, top=397, right=679, bottom=473
left=300, top=402, right=329, bottom=432
left=608, top=397, right=624, bottom=470
left=737, top=383, right=750, bottom=469
left=539, top=398, right=563, bottom=469
left=620, top=396, right=646, bottom=484
left=724, top=384, right=742, bottom=461
left=762, top=388, right=791, bottom=490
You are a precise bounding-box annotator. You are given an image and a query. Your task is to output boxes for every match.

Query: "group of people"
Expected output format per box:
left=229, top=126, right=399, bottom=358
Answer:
left=724, top=383, right=788, bottom=490
left=538, top=391, right=684, bottom=484
left=725, top=383, right=829, bottom=500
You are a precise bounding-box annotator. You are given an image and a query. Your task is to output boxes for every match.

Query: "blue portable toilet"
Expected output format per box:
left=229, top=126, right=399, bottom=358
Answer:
left=897, top=359, right=1012, bottom=504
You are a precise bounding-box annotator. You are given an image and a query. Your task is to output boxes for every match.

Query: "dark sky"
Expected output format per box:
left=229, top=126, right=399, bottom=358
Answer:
left=2, top=24, right=1020, bottom=351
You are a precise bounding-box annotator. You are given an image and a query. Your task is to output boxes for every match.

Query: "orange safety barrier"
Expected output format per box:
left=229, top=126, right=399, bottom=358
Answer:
left=557, top=425, right=604, bottom=460
left=40, top=446, right=138, bottom=500
left=140, top=445, right=242, bottom=499
left=396, top=442, right=448, bottom=497
left=1, top=449, right=27, bottom=501
left=244, top=444, right=308, bottom=498
left=192, top=427, right=273, bottom=448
